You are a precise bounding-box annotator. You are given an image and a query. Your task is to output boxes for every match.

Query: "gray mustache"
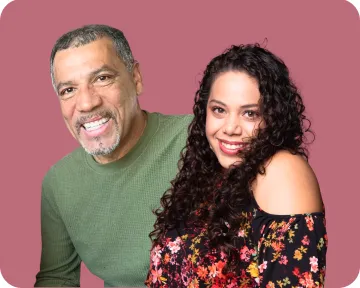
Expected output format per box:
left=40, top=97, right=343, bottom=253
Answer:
left=75, top=111, right=115, bottom=133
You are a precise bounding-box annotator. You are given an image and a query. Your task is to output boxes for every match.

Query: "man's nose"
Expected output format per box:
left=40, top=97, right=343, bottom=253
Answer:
left=76, top=86, right=102, bottom=112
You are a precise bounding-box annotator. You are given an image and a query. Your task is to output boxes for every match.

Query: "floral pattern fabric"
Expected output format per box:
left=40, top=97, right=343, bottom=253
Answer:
left=145, top=200, right=327, bottom=288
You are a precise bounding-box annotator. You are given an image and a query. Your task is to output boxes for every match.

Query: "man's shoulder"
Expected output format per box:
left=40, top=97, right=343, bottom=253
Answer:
left=43, top=147, right=85, bottom=181
left=155, top=112, right=193, bottom=132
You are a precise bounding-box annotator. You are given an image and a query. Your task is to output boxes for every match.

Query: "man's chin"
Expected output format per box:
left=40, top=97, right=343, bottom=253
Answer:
left=80, top=140, right=120, bottom=156
left=84, top=147, right=115, bottom=156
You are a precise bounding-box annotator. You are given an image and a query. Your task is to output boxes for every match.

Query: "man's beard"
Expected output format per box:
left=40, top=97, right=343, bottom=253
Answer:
left=81, top=132, right=121, bottom=156
left=75, top=110, right=121, bottom=156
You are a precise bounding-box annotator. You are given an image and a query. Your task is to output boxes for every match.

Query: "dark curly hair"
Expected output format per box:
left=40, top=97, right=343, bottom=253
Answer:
left=150, top=43, right=314, bottom=272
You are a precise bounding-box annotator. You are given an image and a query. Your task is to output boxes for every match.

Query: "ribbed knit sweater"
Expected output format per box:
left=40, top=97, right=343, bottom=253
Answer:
left=35, top=112, right=192, bottom=287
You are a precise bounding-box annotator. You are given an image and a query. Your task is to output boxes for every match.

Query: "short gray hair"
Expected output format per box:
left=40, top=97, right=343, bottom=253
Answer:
left=50, top=24, right=134, bottom=92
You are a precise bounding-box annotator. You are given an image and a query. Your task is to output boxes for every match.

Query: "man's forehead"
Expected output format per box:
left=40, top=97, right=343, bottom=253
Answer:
left=54, top=38, right=117, bottom=64
left=53, top=38, right=124, bottom=82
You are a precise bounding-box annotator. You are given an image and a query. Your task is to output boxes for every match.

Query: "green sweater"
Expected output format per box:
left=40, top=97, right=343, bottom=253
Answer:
left=35, top=112, right=192, bottom=287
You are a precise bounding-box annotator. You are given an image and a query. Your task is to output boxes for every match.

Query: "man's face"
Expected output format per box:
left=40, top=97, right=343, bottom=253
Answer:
left=53, top=37, right=143, bottom=160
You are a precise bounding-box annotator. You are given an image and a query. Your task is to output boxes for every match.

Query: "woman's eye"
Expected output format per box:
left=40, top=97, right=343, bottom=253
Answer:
left=244, top=110, right=259, bottom=118
left=212, top=107, right=225, bottom=114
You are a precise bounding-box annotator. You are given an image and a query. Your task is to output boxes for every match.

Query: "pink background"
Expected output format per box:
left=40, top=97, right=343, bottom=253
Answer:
left=1, top=0, right=359, bottom=287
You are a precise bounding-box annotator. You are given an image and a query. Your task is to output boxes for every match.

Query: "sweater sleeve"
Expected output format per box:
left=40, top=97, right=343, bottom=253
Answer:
left=252, top=211, right=327, bottom=287
left=34, top=169, right=81, bottom=287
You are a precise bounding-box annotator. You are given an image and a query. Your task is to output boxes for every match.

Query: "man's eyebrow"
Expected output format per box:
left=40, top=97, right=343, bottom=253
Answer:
left=56, top=81, right=74, bottom=94
left=88, top=65, right=118, bottom=78
left=56, top=65, right=118, bottom=93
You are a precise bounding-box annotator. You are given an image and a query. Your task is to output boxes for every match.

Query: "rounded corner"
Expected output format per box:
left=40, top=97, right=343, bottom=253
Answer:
left=0, top=0, right=16, bottom=19
left=345, top=0, right=360, bottom=17
left=342, top=269, right=360, bottom=288
left=0, top=269, right=18, bottom=288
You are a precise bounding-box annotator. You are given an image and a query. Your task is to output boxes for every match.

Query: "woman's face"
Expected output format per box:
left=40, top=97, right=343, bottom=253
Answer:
left=206, top=71, right=264, bottom=169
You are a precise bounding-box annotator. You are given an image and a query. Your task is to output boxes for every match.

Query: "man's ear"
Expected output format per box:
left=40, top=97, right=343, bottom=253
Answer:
left=132, top=61, right=143, bottom=96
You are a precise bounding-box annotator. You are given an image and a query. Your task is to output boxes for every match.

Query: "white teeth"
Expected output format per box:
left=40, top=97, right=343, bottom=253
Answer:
left=83, top=118, right=109, bottom=131
left=221, top=142, right=243, bottom=150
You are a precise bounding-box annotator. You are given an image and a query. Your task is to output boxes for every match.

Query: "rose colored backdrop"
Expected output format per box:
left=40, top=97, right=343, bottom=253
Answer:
left=1, top=0, right=359, bottom=287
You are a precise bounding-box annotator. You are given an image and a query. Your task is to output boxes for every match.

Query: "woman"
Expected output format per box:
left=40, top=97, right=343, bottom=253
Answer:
left=146, top=44, right=327, bottom=287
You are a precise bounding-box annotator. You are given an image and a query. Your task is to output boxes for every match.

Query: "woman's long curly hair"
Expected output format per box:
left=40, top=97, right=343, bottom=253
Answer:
left=150, top=43, right=314, bottom=271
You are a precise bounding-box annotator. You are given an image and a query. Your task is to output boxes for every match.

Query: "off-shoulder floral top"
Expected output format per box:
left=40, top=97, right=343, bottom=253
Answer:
left=145, top=198, right=327, bottom=288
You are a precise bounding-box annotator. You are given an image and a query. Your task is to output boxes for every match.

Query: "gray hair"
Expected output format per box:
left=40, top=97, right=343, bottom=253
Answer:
left=50, top=24, right=134, bottom=92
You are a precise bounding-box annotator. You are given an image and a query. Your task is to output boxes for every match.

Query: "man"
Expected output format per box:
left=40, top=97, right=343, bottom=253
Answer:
left=35, top=24, right=192, bottom=287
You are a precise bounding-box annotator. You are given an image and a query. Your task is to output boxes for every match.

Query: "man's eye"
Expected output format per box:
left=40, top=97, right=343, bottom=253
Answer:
left=61, top=87, right=74, bottom=95
left=97, top=75, right=111, bottom=81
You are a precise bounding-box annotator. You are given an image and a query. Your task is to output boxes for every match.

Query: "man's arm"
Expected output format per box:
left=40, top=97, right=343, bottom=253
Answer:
left=35, top=170, right=81, bottom=287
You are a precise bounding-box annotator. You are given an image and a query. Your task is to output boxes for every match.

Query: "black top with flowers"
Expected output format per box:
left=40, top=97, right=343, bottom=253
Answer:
left=145, top=198, right=327, bottom=288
